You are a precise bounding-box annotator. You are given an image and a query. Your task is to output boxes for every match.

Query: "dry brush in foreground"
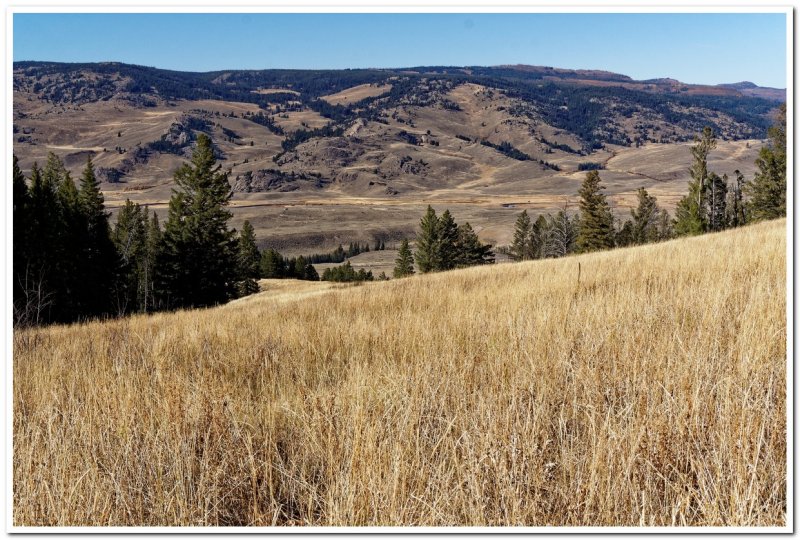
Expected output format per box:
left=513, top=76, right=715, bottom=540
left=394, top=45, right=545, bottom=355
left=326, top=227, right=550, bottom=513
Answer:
left=13, top=219, right=786, bottom=527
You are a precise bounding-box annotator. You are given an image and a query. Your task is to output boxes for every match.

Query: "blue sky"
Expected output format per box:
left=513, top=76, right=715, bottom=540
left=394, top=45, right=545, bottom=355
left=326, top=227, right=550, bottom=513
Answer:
left=13, top=13, right=787, bottom=88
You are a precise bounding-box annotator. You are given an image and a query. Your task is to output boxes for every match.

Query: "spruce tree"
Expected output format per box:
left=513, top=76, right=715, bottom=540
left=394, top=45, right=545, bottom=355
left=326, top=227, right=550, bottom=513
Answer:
left=260, top=249, right=285, bottom=278
left=576, top=170, right=615, bottom=252
left=113, top=200, right=147, bottom=314
left=615, top=219, right=635, bottom=247
left=77, top=157, right=117, bottom=317
left=746, top=104, right=786, bottom=221
left=13, top=156, right=32, bottom=324
left=455, top=222, right=495, bottom=267
left=676, top=127, right=716, bottom=235
left=510, top=210, right=531, bottom=261
left=631, top=187, right=660, bottom=244
left=415, top=205, right=439, bottom=273
left=236, top=220, right=260, bottom=296
left=726, top=170, right=747, bottom=228
left=393, top=239, right=415, bottom=278
left=157, top=134, right=238, bottom=309
left=436, top=209, right=459, bottom=270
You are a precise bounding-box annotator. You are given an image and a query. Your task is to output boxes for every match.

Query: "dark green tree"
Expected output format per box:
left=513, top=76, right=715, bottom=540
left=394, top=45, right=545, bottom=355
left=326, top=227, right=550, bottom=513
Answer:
left=393, top=239, right=415, bottom=278
left=157, top=134, right=238, bottom=309
left=415, top=205, right=439, bottom=273
left=236, top=220, right=261, bottom=296
left=576, top=170, right=615, bottom=252
left=746, top=104, right=786, bottom=221
left=436, top=209, right=460, bottom=271
left=630, top=187, right=660, bottom=244
left=615, top=219, right=635, bottom=247
left=260, top=248, right=285, bottom=278
left=455, top=222, right=495, bottom=267
left=77, top=157, right=118, bottom=317
left=675, top=127, right=716, bottom=236
left=510, top=210, right=531, bottom=261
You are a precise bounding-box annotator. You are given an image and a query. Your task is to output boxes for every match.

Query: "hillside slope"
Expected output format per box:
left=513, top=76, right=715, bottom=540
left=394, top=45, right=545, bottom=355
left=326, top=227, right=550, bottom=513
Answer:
left=14, top=219, right=787, bottom=527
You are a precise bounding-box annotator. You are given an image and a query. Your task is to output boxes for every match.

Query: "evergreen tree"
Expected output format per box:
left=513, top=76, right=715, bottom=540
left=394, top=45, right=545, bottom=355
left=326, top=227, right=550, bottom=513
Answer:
left=436, top=209, right=459, bottom=270
left=676, top=127, right=716, bottom=235
left=13, top=156, right=33, bottom=324
left=260, top=248, right=285, bottom=278
left=510, top=210, right=531, bottom=261
left=746, top=104, right=786, bottom=221
left=143, top=210, right=162, bottom=312
left=630, top=187, right=660, bottom=244
left=157, top=134, right=238, bottom=309
left=455, top=222, right=495, bottom=267
left=77, top=157, right=117, bottom=317
left=113, top=200, right=147, bottom=314
left=576, top=170, right=615, bottom=252
left=656, top=209, right=675, bottom=241
left=415, top=205, right=439, bottom=273
left=530, top=214, right=548, bottom=259
left=236, top=220, right=260, bottom=296
left=615, top=219, right=635, bottom=247
left=393, top=239, right=415, bottom=278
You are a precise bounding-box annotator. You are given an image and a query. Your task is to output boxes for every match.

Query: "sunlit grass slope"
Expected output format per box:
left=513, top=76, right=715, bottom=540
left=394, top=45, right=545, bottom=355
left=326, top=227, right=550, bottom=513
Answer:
left=14, top=219, right=787, bottom=527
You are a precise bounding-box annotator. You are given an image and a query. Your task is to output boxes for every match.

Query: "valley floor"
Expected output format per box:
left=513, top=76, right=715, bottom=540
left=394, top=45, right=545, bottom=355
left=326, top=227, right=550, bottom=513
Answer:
left=13, top=219, right=787, bottom=527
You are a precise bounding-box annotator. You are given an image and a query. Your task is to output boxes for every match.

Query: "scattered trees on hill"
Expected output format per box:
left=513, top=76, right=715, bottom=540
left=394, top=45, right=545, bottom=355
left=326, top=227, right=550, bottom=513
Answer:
left=509, top=205, right=579, bottom=261
left=321, top=261, right=374, bottom=282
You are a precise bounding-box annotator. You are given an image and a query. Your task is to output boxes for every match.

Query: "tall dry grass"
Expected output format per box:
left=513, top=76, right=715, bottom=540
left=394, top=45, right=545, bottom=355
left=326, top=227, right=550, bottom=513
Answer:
left=13, top=219, right=787, bottom=527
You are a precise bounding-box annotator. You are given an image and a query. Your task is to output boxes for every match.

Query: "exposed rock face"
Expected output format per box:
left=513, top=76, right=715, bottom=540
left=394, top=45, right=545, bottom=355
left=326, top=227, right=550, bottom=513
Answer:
left=232, top=169, right=330, bottom=193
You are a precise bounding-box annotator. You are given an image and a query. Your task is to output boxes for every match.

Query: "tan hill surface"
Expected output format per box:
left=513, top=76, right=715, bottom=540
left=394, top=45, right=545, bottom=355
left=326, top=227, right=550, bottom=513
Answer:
left=13, top=219, right=787, bottom=526
left=13, top=62, right=780, bottom=255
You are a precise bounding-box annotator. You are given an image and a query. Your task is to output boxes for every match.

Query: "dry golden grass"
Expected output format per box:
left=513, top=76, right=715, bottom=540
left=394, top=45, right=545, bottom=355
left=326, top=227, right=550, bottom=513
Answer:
left=13, top=219, right=787, bottom=527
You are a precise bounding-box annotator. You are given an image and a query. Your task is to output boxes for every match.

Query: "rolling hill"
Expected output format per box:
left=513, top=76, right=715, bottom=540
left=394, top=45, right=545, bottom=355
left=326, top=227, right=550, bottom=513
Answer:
left=12, top=62, right=784, bottom=254
left=13, top=218, right=786, bottom=526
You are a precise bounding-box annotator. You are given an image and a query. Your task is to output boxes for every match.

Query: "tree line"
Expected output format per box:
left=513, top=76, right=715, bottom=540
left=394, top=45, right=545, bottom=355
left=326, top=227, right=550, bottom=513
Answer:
left=504, top=103, right=786, bottom=262
left=13, top=134, right=262, bottom=326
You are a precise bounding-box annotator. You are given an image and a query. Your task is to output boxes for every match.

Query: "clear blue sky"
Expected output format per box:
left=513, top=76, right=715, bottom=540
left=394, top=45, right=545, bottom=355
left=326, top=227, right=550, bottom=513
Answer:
left=13, top=13, right=787, bottom=88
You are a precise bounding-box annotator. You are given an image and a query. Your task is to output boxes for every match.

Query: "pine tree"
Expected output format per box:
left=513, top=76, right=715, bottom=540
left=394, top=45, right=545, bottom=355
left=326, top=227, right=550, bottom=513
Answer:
left=260, top=249, right=285, bottom=278
left=631, top=187, right=660, bottom=244
left=113, top=200, right=147, bottom=314
left=676, top=127, right=716, bottom=235
left=510, top=210, right=531, bottom=261
left=576, top=170, right=615, bottom=252
left=746, top=104, right=786, bottom=221
left=436, top=209, right=459, bottom=270
left=393, top=239, right=415, bottom=278
left=13, top=156, right=33, bottom=324
left=236, top=220, right=260, bottom=296
left=415, top=206, right=439, bottom=273
left=157, top=134, right=238, bottom=309
left=530, top=214, right=548, bottom=259
left=455, top=222, right=495, bottom=267
left=656, top=209, right=675, bottom=241
left=77, top=157, right=117, bottom=317
left=143, top=210, right=162, bottom=312
left=615, top=219, right=635, bottom=247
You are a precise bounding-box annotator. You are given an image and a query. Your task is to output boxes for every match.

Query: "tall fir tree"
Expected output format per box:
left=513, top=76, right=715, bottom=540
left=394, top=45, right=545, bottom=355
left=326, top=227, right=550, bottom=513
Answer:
left=157, top=134, right=238, bottom=309
left=236, top=220, right=261, bottom=296
left=675, top=127, right=716, bottom=236
left=13, top=156, right=33, bottom=324
left=393, top=239, right=415, bottom=278
left=436, top=209, right=460, bottom=271
left=746, top=104, right=786, bottom=221
left=454, top=222, right=495, bottom=267
left=77, top=157, right=118, bottom=317
left=576, top=170, right=615, bottom=252
left=631, top=187, right=660, bottom=244
left=510, top=210, right=531, bottom=261
left=415, top=205, right=440, bottom=273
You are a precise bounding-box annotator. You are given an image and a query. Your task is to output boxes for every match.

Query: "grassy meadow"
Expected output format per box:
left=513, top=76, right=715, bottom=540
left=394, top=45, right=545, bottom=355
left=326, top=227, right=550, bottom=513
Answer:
left=13, top=219, right=787, bottom=527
